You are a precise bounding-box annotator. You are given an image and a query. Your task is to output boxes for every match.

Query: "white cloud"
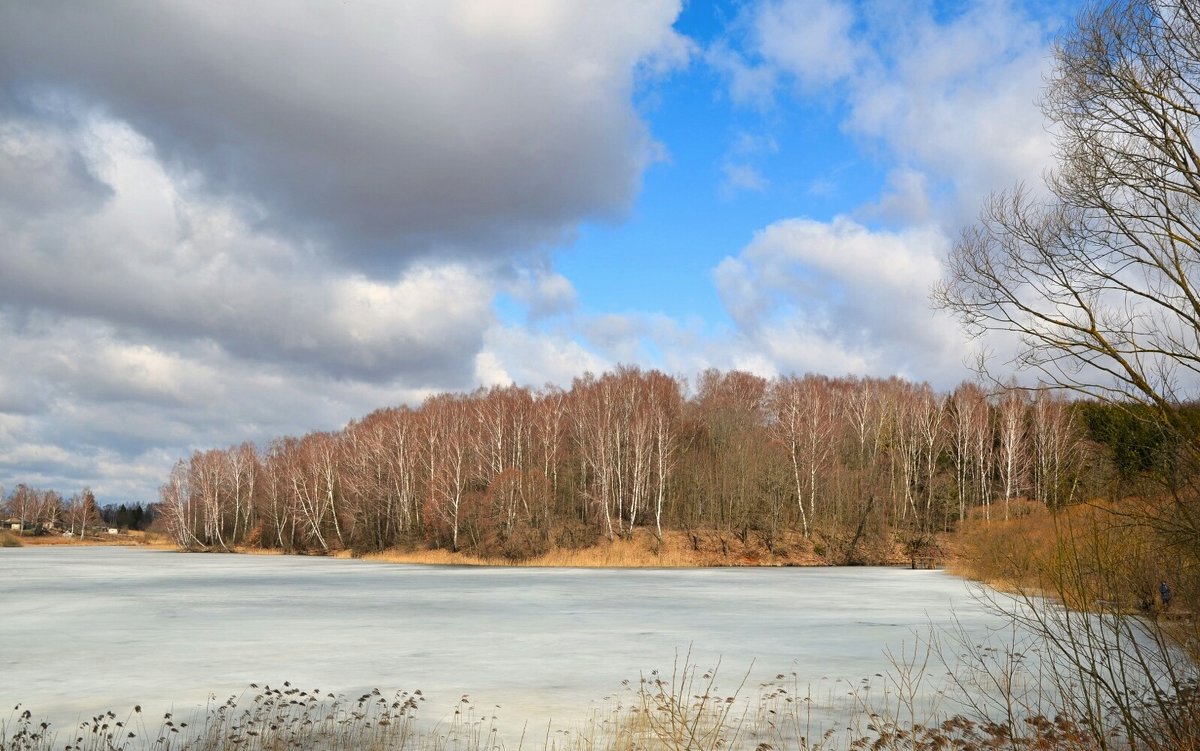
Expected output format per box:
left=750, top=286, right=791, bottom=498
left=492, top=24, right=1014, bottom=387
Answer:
left=0, top=311, right=442, bottom=502
left=705, top=42, right=779, bottom=109
left=714, top=216, right=972, bottom=384
left=754, top=0, right=860, bottom=90
left=478, top=325, right=609, bottom=388
left=0, top=111, right=495, bottom=384
left=844, top=2, right=1058, bottom=221
left=721, top=162, right=769, bottom=194
left=695, top=0, right=1066, bottom=384
left=504, top=266, right=580, bottom=321
left=863, top=168, right=934, bottom=224
left=0, top=1, right=690, bottom=265
left=714, top=0, right=1061, bottom=225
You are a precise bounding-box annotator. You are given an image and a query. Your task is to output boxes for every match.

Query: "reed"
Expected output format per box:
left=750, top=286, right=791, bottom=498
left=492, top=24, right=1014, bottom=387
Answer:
left=0, top=650, right=1132, bottom=751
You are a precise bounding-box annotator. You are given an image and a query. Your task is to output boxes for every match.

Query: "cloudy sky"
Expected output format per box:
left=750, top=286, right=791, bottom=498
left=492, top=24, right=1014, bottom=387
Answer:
left=0, top=0, right=1082, bottom=503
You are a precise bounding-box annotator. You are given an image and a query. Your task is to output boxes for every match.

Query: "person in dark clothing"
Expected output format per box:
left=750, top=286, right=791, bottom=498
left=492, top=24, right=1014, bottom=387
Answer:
left=1160, top=580, right=1173, bottom=609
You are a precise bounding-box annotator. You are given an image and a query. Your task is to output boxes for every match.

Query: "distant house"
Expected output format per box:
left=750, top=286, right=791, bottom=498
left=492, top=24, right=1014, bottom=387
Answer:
left=106, top=528, right=120, bottom=535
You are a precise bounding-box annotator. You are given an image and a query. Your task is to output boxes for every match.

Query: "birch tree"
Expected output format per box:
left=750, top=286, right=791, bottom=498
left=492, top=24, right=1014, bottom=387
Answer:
left=995, top=387, right=1029, bottom=520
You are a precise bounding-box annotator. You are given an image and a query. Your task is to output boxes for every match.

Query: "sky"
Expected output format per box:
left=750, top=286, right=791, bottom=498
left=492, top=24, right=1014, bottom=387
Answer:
left=0, top=0, right=1085, bottom=504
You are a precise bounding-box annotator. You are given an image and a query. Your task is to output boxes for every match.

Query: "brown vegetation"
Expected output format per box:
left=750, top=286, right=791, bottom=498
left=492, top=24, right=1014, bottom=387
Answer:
left=954, top=498, right=1195, bottom=618
left=353, top=528, right=936, bottom=568
left=150, top=367, right=1098, bottom=566
left=951, top=494, right=1200, bottom=751
left=10, top=530, right=170, bottom=549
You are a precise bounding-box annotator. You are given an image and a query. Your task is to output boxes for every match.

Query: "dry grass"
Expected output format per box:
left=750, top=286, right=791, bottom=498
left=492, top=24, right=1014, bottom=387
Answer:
left=953, top=498, right=1193, bottom=616
left=354, top=530, right=840, bottom=569
left=20, top=524, right=934, bottom=571
left=14, top=534, right=166, bottom=549
left=11, top=528, right=169, bottom=548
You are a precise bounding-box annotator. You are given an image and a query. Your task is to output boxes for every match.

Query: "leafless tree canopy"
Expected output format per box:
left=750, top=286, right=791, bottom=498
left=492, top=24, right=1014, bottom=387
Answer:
left=937, top=6, right=1200, bottom=746
left=129, top=370, right=1120, bottom=560
left=935, top=0, right=1200, bottom=429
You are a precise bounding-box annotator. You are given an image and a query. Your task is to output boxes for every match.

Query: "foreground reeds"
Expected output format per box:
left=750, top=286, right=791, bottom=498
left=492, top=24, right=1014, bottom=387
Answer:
left=1, top=644, right=1159, bottom=751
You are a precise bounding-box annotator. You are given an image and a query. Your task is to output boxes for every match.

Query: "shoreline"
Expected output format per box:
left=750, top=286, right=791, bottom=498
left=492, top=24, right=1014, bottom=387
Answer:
left=8, top=527, right=954, bottom=569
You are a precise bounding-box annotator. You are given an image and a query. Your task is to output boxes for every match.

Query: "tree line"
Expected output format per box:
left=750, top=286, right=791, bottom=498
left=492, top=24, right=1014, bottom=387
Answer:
left=154, top=367, right=1170, bottom=560
left=1, top=484, right=157, bottom=534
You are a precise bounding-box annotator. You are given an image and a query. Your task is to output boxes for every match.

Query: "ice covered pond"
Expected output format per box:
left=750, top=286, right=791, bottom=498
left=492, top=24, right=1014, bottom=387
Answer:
left=0, top=547, right=1016, bottom=736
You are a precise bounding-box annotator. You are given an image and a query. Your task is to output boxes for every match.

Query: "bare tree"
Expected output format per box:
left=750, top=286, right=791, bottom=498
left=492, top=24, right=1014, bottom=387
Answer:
left=65, top=487, right=103, bottom=539
left=994, top=386, right=1029, bottom=521
left=935, top=0, right=1200, bottom=526
left=935, top=2, right=1200, bottom=745
left=645, top=370, right=683, bottom=540
left=1029, top=390, right=1084, bottom=507
left=570, top=372, right=620, bottom=540
left=422, top=393, right=477, bottom=551
left=4, top=484, right=36, bottom=529
left=934, top=1, right=1200, bottom=424
left=767, top=375, right=838, bottom=537
left=947, top=383, right=988, bottom=523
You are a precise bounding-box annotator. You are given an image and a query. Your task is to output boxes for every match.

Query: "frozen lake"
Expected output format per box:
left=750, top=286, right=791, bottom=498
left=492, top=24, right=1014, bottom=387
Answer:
left=0, top=547, right=1013, bottom=737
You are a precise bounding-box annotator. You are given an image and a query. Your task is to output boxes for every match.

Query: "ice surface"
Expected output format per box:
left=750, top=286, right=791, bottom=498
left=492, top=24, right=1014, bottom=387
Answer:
left=0, top=547, right=1014, bottom=737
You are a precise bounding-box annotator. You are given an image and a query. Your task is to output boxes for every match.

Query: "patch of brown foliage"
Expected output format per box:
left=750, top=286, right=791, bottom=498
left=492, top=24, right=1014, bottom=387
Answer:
left=953, top=498, right=1191, bottom=616
left=352, top=527, right=937, bottom=569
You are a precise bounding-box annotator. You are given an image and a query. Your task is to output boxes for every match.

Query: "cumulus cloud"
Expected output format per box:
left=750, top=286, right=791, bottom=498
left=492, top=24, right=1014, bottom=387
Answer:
left=504, top=266, right=580, bottom=321
left=713, top=216, right=971, bottom=384
left=863, top=168, right=934, bottom=225
left=694, top=0, right=1066, bottom=383
left=0, top=103, right=533, bottom=501
left=476, top=325, right=609, bottom=389
left=753, top=0, right=861, bottom=90
left=0, top=0, right=694, bottom=501
left=0, top=312, right=438, bottom=501
left=0, top=1, right=689, bottom=269
left=843, top=2, right=1058, bottom=221
left=710, top=0, right=1060, bottom=225
left=0, top=112, right=494, bottom=384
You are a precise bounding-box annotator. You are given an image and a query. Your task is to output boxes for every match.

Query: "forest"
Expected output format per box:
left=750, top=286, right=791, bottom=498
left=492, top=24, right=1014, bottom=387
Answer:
left=122, top=367, right=1181, bottom=562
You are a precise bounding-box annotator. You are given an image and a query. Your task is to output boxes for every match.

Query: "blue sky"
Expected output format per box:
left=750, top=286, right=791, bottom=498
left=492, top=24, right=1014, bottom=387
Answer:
left=0, top=0, right=1085, bottom=502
